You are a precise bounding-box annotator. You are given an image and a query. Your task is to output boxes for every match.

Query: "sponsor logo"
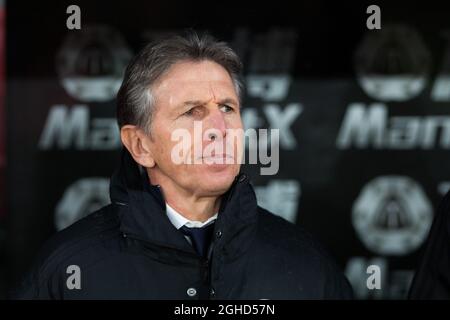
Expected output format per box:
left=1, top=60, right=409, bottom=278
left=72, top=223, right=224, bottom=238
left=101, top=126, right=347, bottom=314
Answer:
left=352, top=176, right=433, bottom=256
left=337, top=103, right=450, bottom=149
left=39, top=105, right=120, bottom=150
left=38, top=104, right=302, bottom=153
left=55, top=177, right=109, bottom=231
left=437, top=181, right=450, bottom=195
left=254, top=180, right=301, bottom=223
left=56, top=25, right=132, bottom=102
left=242, top=103, right=302, bottom=151
left=354, top=24, right=431, bottom=102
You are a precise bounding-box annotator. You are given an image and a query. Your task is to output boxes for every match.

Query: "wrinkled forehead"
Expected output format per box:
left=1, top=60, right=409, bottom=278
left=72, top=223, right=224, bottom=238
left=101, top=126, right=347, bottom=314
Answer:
left=152, top=60, right=238, bottom=107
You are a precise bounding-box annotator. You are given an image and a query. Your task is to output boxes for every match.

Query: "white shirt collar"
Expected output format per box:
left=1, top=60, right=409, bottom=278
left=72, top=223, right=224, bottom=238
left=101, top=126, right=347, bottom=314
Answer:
left=165, top=203, right=218, bottom=229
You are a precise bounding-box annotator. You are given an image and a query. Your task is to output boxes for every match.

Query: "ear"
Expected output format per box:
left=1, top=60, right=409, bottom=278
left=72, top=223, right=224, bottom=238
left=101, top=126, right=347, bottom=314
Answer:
left=120, top=125, right=156, bottom=168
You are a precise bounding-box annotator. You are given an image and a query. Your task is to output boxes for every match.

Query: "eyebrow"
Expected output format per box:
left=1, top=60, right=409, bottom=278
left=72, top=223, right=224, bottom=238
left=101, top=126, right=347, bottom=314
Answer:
left=179, top=98, right=239, bottom=110
left=218, top=98, right=239, bottom=107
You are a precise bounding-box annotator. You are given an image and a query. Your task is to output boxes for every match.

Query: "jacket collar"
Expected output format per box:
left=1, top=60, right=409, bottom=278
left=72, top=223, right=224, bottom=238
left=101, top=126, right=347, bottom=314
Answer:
left=110, top=148, right=259, bottom=257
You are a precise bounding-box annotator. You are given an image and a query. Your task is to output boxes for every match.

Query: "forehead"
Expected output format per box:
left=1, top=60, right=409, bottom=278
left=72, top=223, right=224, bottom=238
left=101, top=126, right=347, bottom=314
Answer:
left=152, top=60, right=237, bottom=104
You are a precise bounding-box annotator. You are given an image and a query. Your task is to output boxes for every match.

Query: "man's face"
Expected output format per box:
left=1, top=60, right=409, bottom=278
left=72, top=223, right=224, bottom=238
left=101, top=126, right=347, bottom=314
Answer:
left=147, top=60, right=243, bottom=198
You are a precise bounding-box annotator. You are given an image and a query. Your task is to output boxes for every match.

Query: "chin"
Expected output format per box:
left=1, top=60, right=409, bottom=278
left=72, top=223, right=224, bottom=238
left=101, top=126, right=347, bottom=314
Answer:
left=197, top=164, right=238, bottom=193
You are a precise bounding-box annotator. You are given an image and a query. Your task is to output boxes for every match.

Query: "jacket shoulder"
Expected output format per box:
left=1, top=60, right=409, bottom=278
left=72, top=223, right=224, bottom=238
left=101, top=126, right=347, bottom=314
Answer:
left=37, top=204, right=121, bottom=263
left=256, top=206, right=330, bottom=255
left=255, top=206, right=353, bottom=299
left=409, top=189, right=450, bottom=299
left=10, top=204, right=122, bottom=299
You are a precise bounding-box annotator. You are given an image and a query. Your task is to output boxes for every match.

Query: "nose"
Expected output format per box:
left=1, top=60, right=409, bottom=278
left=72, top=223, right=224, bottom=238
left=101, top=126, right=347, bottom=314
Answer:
left=203, top=108, right=227, bottom=142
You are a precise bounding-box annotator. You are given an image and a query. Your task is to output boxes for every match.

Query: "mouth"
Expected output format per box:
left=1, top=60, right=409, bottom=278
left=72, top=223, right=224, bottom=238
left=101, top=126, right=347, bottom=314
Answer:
left=199, top=154, right=235, bottom=164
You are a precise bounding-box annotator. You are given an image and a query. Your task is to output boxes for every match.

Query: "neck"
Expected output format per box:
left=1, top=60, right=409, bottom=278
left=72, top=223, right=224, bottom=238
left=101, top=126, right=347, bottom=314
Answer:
left=167, top=196, right=220, bottom=222
left=147, top=169, right=221, bottom=222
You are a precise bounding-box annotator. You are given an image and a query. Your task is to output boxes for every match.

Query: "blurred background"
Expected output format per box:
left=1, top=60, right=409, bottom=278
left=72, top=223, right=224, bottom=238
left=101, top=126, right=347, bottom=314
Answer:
left=1, top=0, right=450, bottom=299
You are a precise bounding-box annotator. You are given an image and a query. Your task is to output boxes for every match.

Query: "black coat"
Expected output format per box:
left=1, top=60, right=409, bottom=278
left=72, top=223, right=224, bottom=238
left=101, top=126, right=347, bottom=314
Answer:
left=409, top=190, right=450, bottom=299
left=11, top=149, right=353, bottom=300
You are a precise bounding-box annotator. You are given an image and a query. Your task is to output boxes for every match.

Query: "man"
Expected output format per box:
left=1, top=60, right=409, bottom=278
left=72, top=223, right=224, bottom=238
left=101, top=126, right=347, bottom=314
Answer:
left=12, top=31, right=353, bottom=299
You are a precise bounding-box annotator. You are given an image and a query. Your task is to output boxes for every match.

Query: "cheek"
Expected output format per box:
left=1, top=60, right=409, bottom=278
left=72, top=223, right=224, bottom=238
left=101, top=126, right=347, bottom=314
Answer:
left=227, top=117, right=244, bottom=144
left=229, top=117, right=244, bottom=136
left=163, top=128, right=196, bottom=165
left=151, top=126, right=178, bottom=162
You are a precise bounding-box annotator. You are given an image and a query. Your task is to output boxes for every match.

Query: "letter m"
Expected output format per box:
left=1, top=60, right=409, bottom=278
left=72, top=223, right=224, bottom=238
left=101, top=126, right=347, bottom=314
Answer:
left=39, top=105, right=89, bottom=150
left=336, top=103, right=386, bottom=149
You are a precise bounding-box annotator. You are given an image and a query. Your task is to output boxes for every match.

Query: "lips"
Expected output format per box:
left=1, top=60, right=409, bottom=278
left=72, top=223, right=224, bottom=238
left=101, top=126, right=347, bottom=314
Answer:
left=203, top=154, right=233, bottom=159
left=200, top=154, right=235, bottom=164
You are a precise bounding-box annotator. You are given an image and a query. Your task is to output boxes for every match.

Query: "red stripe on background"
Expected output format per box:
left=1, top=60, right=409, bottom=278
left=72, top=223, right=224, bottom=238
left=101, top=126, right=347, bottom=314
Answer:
left=0, top=3, right=5, bottom=218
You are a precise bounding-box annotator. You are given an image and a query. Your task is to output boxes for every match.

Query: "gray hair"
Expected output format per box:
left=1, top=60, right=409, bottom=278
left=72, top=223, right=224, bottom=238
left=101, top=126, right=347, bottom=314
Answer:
left=116, top=31, right=243, bottom=133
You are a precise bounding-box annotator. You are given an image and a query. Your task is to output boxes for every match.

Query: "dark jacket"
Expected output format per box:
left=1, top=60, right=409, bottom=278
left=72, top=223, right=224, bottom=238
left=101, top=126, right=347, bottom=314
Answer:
left=11, top=149, right=353, bottom=300
left=409, top=190, right=450, bottom=299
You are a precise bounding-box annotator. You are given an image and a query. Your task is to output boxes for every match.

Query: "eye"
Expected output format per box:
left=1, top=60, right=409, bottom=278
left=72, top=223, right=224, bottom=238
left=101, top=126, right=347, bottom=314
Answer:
left=220, top=104, right=234, bottom=113
left=184, top=107, right=199, bottom=116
